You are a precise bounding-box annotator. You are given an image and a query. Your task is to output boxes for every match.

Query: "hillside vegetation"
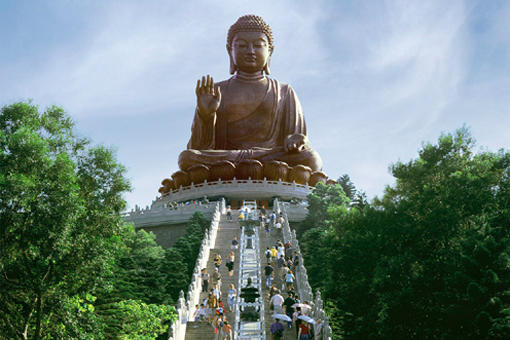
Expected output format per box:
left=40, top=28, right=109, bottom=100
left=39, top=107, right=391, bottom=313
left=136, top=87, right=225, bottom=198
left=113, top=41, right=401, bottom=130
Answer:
left=0, top=102, right=209, bottom=339
left=300, top=128, right=510, bottom=339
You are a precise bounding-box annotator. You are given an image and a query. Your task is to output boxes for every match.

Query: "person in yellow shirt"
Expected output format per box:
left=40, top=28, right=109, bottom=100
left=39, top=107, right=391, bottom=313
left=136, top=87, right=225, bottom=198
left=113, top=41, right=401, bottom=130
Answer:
left=270, top=246, right=278, bottom=263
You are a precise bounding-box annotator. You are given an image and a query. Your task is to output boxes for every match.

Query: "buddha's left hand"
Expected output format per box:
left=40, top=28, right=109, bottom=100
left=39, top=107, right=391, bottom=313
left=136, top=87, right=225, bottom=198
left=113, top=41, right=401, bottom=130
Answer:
left=284, top=133, right=309, bottom=152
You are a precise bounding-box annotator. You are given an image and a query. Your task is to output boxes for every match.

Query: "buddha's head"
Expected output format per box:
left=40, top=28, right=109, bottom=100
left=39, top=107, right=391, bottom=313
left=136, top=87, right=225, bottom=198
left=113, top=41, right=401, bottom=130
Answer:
left=227, top=15, right=274, bottom=75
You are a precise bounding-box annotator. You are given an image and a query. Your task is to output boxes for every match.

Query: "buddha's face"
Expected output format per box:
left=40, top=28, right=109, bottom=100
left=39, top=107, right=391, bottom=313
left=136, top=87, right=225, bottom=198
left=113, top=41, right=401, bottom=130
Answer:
left=231, top=31, right=270, bottom=73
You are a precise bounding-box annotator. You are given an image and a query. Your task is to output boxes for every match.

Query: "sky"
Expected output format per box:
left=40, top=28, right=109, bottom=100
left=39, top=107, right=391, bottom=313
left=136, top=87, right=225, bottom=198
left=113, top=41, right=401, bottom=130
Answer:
left=1, top=0, right=509, bottom=211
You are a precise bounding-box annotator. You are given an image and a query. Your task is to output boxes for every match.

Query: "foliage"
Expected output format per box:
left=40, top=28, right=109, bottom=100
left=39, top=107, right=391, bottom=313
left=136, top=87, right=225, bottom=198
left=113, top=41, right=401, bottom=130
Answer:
left=337, top=173, right=368, bottom=211
left=337, top=174, right=356, bottom=200
left=98, top=228, right=167, bottom=305
left=39, top=293, right=104, bottom=339
left=0, top=102, right=180, bottom=339
left=0, top=102, right=130, bottom=339
left=300, top=128, right=510, bottom=339
left=174, top=212, right=210, bottom=278
left=296, top=182, right=349, bottom=235
left=239, top=220, right=260, bottom=227
left=94, top=212, right=208, bottom=338
left=162, top=247, right=189, bottom=302
left=98, top=300, right=175, bottom=340
left=163, top=211, right=210, bottom=301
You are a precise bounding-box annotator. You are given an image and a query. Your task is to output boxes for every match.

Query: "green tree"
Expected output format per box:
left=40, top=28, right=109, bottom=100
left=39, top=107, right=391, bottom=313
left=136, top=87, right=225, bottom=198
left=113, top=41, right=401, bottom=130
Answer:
left=0, top=102, right=130, bottom=339
left=337, top=174, right=356, bottom=200
left=352, top=190, right=368, bottom=211
left=172, top=212, right=209, bottom=278
left=296, top=182, right=349, bottom=235
left=162, top=247, right=189, bottom=302
left=98, top=300, right=175, bottom=340
left=301, top=128, right=510, bottom=339
left=99, top=228, right=168, bottom=305
left=0, top=102, right=177, bottom=339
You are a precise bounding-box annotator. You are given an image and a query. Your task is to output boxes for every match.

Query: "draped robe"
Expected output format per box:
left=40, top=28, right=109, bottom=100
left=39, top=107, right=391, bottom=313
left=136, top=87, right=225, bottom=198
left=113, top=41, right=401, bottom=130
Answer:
left=178, top=77, right=322, bottom=171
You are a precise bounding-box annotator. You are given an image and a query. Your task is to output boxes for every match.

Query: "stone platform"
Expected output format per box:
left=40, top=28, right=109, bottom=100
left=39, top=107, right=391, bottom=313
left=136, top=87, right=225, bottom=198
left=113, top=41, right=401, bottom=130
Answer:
left=125, top=198, right=308, bottom=230
left=124, top=180, right=310, bottom=247
left=160, top=178, right=312, bottom=203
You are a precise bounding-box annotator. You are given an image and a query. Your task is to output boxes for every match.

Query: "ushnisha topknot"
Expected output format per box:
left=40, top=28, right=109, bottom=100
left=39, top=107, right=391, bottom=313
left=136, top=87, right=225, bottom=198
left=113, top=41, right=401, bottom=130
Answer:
left=227, top=15, right=274, bottom=52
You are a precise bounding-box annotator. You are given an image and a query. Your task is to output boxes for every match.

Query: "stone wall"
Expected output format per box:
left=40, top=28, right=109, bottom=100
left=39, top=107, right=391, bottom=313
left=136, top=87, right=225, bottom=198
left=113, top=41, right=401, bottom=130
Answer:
left=125, top=202, right=218, bottom=227
left=139, top=223, right=187, bottom=249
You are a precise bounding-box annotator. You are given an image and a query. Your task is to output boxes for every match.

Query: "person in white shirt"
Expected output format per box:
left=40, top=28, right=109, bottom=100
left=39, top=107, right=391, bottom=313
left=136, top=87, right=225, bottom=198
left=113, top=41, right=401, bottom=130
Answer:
left=270, top=290, right=284, bottom=313
left=193, top=304, right=201, bottom=322
left=277, top=244, right=285, bottom=260
left=274, top=221, right=282, bottom=235
left=198, top=304, right=208, bottom=321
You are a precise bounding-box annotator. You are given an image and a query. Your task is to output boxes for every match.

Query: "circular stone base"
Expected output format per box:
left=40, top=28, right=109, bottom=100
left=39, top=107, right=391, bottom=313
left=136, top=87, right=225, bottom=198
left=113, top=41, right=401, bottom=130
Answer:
left=158, top=178, right=312, bottom=203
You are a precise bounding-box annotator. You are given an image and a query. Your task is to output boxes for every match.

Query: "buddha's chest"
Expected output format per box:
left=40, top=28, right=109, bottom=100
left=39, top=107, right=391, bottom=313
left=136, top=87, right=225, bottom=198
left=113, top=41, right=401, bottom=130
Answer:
left=226, top=102, right=273, bottom=145
left=221, top=80, right=271, bottom=122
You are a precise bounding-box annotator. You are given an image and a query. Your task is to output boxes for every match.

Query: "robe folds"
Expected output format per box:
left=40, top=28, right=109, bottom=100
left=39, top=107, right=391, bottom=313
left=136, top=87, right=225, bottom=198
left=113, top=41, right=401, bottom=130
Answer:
left=187, top=77, right=306, bottom=151
left=179, top=77, right=322, bottom=171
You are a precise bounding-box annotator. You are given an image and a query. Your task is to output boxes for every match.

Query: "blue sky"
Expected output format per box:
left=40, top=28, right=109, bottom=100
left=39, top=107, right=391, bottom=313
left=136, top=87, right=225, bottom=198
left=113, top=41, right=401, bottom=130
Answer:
left=2, top=0, right=509, bottom=210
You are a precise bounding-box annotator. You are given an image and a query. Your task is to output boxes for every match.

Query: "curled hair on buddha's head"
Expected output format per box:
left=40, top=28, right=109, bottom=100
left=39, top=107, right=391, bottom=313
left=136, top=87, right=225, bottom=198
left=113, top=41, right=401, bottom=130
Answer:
left=227, top=15, right=274, bottom=74
left=227, top=15, right=274, bottom=52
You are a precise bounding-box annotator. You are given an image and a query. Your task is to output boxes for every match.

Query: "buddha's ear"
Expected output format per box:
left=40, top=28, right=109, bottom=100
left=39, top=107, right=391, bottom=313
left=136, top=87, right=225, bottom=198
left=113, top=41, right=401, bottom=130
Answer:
left=227, top=45, right=237, bottom=75
left=264, top=57, right=271, bottom=75
left=230, top=58, right=237, bottom=75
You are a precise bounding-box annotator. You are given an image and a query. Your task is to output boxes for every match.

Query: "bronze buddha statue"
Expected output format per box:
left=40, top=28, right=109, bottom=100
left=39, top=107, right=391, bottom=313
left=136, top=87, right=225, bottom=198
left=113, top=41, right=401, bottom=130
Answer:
left=177, top=15, right=323, bottom=174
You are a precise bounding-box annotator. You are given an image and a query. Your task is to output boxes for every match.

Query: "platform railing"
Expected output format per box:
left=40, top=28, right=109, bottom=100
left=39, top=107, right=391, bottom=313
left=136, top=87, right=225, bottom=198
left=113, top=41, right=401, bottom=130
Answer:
left=163, top=178, right=311, bottom=196
left=274, top=199, right=332, bottom=340
left=158, top=177, right=312, bottom=203
left=167, top=199, right=225, bottom=340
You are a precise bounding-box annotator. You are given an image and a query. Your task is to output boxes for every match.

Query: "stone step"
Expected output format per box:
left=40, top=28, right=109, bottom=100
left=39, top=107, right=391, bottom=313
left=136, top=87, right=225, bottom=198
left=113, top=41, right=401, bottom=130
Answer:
left=184, top=321, right=216, bottom=340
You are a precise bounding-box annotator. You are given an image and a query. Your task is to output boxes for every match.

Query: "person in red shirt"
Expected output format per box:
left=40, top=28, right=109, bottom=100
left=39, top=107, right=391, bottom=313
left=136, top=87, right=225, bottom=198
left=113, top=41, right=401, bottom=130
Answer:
left=297, top=321, right=311, bottom=340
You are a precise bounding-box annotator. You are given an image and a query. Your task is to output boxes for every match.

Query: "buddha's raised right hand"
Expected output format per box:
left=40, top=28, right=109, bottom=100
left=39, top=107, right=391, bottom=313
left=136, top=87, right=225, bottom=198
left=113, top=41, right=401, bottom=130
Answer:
left=196, top=74, right=221, bottom=119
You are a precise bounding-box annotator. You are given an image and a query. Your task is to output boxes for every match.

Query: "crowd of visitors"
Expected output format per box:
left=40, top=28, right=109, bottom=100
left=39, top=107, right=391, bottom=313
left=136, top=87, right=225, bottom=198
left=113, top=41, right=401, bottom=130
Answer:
left=192, top=203, right=323, bottom=339
left=193, top=225, right=244, bottom=340
left=198, top=257, right=237, bottom=339
left=261, top=218, right=322, bottom=339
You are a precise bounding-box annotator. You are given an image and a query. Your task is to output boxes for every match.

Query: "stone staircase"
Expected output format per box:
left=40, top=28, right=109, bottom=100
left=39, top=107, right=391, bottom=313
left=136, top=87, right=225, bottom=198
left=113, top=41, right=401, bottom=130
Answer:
left=185, top=215, right=241, bottom=340
left=177, top=200, right=331, bottom=340
left=182, top=321, right=212, bottom=339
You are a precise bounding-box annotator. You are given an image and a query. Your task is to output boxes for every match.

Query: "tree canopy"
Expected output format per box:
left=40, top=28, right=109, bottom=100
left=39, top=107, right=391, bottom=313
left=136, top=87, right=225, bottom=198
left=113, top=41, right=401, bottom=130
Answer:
left=300, top=128, right=510, bottom=339
left=0, top=102, right=180, bottom=339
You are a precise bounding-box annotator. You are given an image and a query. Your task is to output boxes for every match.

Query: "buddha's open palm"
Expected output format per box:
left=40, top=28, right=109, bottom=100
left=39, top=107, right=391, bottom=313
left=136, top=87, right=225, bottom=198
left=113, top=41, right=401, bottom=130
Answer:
left=196, top=75, right=221, bottom=118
